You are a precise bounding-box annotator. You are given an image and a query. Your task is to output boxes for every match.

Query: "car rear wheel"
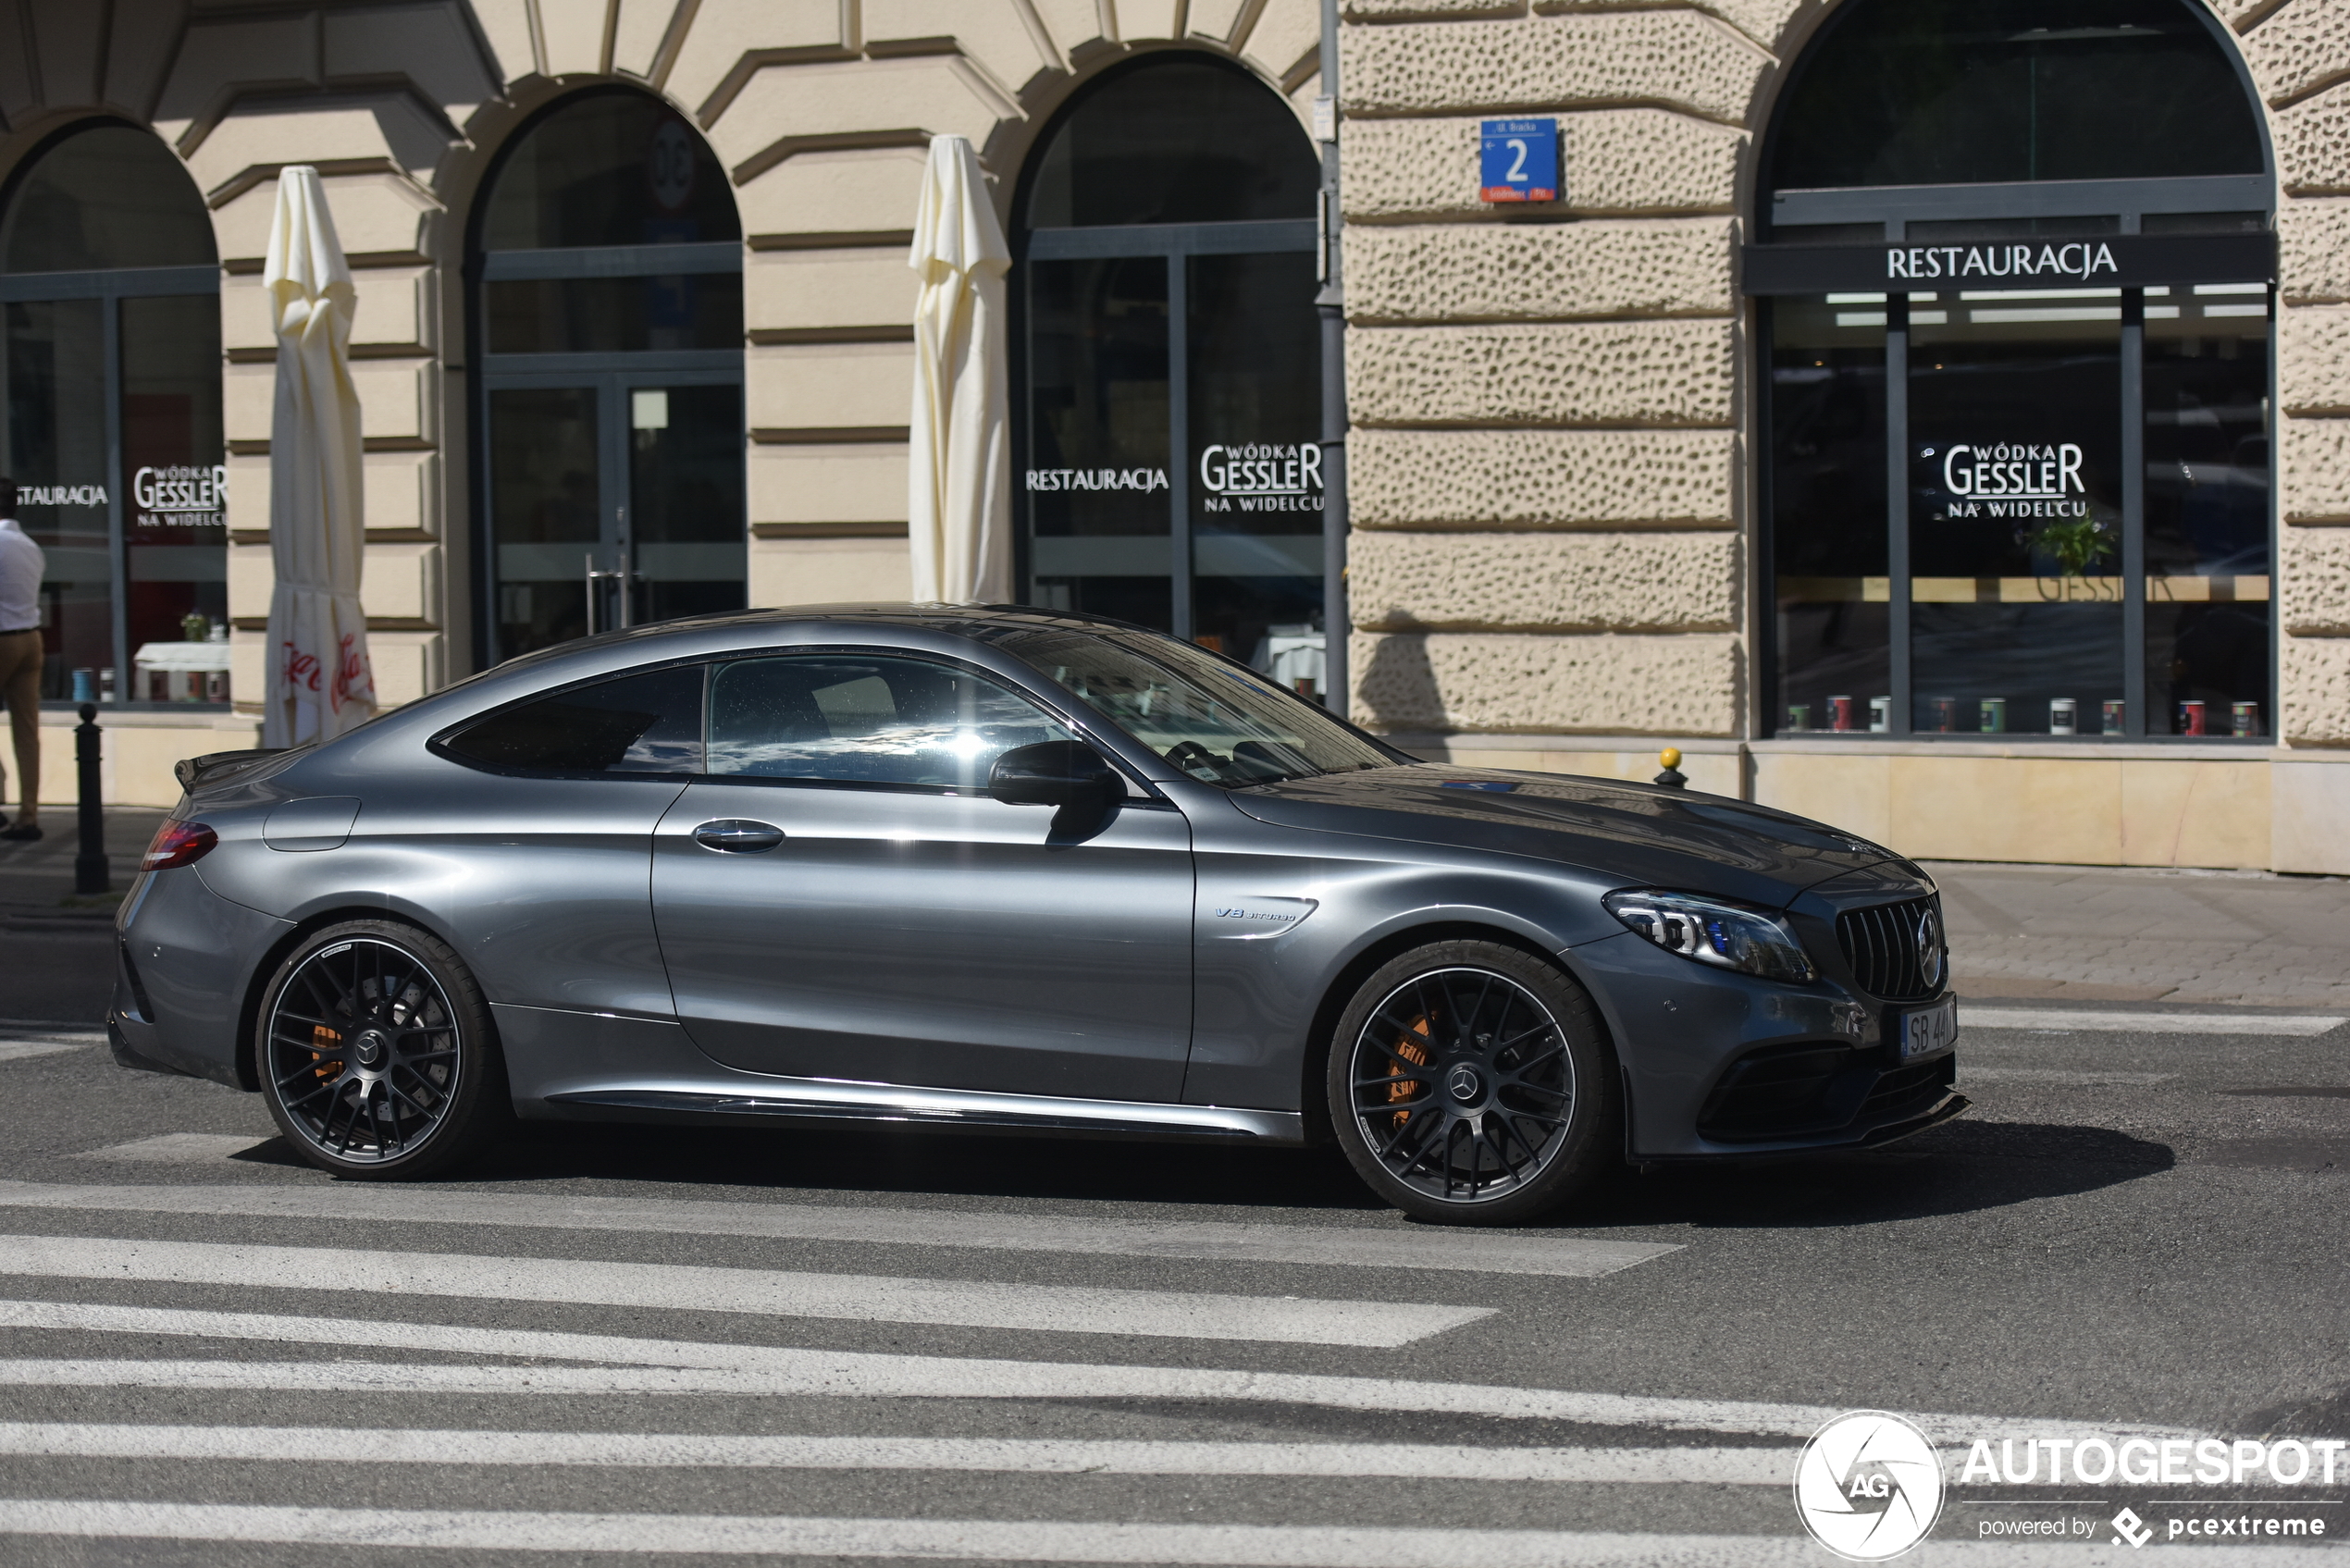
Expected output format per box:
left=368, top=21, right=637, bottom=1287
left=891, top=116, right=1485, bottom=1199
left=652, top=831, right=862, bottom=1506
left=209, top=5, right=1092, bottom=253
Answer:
left=1327, top=940, right=1619, bottom=1225
left=255, top=920, right=509, bottom=1179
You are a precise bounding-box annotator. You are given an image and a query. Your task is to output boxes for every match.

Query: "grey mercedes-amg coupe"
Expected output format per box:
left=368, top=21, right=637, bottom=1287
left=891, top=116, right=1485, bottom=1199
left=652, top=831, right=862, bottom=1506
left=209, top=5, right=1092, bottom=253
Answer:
left=111, top=607, right=1961, bottom=1222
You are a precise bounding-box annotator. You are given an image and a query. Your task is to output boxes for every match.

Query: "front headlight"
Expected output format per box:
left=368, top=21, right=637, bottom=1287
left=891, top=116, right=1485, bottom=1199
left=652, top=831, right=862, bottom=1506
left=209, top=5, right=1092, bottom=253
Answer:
left=1602, top=888, right=1817, bottom=983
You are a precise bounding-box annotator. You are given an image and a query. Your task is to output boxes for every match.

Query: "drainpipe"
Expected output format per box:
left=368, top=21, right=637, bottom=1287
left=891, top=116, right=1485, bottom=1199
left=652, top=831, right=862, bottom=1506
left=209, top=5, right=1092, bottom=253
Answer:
left=1317, top=0, right=1348, bottom=717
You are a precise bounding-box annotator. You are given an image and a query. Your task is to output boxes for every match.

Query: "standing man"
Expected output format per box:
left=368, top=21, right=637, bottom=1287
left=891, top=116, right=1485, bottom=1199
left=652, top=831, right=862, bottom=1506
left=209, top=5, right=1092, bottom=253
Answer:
left=0, top=477, right=45, bottom=842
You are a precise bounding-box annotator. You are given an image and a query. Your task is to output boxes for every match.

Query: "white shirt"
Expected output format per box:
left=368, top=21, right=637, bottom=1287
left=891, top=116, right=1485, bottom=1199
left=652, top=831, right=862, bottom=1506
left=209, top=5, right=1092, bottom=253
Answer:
left=0, top=518, right=43, bottom=634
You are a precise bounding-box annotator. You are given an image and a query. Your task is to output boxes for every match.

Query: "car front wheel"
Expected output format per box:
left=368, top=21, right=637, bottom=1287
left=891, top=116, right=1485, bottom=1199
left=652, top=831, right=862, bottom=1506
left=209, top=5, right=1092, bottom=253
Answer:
left=1327, top=940, right=1619, bottom=1225
left=255, top=920, right=509, bottom=1179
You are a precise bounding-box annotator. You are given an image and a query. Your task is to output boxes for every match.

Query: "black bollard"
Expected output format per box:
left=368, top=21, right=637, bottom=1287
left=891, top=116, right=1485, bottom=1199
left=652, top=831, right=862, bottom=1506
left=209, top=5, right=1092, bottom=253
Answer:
left=73, top=702, right=107, bottom=895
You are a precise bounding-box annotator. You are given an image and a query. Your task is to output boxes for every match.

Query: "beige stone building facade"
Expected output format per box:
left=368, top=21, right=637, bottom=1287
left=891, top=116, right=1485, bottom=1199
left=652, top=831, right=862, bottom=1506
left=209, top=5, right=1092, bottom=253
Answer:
left=2, top=0, right=2344, bottom=872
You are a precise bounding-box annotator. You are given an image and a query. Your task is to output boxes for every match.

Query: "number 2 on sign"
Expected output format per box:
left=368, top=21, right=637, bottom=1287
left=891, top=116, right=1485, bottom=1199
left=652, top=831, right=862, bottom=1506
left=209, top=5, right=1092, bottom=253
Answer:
left=1504, top=139, right=1528, bottom=182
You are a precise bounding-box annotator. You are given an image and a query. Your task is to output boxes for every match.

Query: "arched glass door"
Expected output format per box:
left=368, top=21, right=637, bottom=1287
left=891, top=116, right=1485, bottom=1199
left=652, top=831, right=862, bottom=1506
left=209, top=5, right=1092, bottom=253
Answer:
left=0, top=122, right=223, bottom=705
left=1015, top=58, right=1326, bottom=692
left=1751, top=0, right=2272, bottom=742
left=474, top=92, right=745, bottom=663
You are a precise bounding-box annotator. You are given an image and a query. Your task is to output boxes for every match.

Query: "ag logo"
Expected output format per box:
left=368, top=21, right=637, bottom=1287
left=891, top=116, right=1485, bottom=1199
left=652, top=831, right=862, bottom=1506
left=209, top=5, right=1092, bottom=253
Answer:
left=1793, top=1410, right=1944, bottom=1561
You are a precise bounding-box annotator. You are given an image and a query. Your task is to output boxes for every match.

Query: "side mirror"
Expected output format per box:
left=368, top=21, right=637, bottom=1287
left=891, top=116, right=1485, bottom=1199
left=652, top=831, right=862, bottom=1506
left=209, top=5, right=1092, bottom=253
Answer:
left=989, top=740, right=1123, bottom=812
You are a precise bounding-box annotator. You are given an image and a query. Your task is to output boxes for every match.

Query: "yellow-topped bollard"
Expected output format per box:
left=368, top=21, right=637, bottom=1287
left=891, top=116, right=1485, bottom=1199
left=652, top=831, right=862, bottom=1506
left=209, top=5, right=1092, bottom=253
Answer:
left=1653, top=747, right=1688, bottom=789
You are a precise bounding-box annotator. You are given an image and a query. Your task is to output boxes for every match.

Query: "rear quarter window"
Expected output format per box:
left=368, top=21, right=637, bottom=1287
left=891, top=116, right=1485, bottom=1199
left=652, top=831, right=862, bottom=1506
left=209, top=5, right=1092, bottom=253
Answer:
left=439, top=665, right=705, bottom=775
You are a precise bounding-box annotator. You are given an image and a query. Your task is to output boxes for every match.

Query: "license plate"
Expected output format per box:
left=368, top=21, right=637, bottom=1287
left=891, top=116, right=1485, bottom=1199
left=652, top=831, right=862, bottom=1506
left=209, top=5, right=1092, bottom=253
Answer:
left=1901, top=995, right=1958, bottom=1060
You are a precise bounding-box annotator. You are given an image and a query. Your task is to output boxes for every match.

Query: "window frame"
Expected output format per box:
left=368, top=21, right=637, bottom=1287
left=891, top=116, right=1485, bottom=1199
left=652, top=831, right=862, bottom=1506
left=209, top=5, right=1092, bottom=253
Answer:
left=428, top=644, right=1162, bottom=797
left=1748, top=0, right=2277, bottom=745
left=1, top=119, right=223, bottom=711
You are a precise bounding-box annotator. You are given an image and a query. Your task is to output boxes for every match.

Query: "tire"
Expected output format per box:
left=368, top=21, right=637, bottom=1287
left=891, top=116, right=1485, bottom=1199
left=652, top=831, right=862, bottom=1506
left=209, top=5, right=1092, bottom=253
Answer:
left=1326, top=940, right=1620, bottom=1225
left=254, top=920, right=511, bottom=1179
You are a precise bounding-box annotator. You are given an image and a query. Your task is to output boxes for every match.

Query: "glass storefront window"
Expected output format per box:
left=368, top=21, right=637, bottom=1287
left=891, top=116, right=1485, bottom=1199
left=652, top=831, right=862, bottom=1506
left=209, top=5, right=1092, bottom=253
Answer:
left=1769, top=0, right=2262, bottom=192
left=2144, top=285, right=2270, bottom=736
left=1025, top=256, right=1172, bottom=631
left=1022, top=58, right=1317, bottom=228
left=1016, top=55, right=1325, bottom=694
left=1770, top=297, right=1888, bottom=734
left=121, top=294, right=228, bottom=694
left=1756, top=0, right=2273, bottom=745
left=1188, top=251, right=1324, bottom=684
left=474, top=91, right=745, bottom=663
left=0, top=122, right=222, bottom=705
left=3, top=299, right=108, bottom=698
left=478, top=93, right=738, bottom=250
left=1909, top=290, right=2124, bottom=735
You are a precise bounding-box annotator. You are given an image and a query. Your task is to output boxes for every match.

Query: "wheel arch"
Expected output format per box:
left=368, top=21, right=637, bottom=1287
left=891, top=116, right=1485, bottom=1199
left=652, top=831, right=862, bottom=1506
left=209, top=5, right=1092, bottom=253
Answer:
left=1296, top=919, right=1618, bottom=1146
left=233, top=904, right=478, bottom=1093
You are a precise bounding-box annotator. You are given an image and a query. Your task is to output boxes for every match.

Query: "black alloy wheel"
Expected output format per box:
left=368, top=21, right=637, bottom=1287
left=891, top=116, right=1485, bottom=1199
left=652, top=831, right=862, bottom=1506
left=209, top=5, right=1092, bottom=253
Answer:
left=256, top=920, right=507, bottom=1179
left=1328, top=940, right=1618, bottom=1225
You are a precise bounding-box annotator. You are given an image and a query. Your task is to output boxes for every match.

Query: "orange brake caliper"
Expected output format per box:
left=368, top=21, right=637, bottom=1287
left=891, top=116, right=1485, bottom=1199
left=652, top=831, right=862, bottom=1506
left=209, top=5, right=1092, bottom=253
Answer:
left=1389, top=1016, right=1433, bottom=1131
left=312, top=1023, right=341, bottom=1079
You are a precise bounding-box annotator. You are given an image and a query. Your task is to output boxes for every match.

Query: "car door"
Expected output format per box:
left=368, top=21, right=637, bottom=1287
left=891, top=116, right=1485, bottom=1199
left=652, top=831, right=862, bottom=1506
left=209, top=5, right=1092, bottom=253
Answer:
left=649, top=650, right=1194, bottom=1103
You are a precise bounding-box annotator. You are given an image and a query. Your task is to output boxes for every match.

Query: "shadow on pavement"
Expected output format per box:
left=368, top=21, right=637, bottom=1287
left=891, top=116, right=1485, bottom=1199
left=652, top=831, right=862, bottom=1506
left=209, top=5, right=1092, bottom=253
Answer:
left=1572, top=1118, right=2174, bottom=1231
left=397, top=1114, right=2171, bottom=1229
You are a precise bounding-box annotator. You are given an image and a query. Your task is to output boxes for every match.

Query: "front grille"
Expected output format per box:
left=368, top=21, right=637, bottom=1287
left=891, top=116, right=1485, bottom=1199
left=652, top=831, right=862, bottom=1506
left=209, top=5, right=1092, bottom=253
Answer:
left=1837, top=895, right=1942, bottom=1000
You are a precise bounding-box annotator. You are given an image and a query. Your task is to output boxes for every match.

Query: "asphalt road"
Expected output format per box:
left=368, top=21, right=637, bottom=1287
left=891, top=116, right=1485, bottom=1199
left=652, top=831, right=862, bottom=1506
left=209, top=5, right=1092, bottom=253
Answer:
left=0, top=913, right=2345, bottom=1562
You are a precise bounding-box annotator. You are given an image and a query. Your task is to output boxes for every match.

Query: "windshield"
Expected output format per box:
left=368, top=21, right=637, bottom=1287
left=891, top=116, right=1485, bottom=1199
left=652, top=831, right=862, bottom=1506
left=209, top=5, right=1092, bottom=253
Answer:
left=998, top=628, right=1397, bottom=786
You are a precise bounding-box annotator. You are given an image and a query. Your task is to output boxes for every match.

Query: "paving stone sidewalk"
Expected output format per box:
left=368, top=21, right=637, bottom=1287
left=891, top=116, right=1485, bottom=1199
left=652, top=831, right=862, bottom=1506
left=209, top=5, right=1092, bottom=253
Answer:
left=1930, top=860, right=2350, bottom=1011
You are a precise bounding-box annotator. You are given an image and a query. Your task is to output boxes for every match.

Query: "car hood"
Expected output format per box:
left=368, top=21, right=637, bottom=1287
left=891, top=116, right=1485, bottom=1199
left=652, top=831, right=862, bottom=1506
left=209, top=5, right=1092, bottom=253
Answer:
left=1229, top=764, right=1911, bottom=907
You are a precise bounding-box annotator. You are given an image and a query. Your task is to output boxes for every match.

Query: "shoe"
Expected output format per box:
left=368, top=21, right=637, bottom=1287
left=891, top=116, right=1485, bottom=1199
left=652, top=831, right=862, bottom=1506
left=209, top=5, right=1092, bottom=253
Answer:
left=0, top=823, right=41, bottom=842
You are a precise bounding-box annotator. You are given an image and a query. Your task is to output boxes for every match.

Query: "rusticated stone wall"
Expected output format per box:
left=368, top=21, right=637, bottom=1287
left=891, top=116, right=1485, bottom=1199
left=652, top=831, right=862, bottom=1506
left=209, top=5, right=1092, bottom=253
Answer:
left=2245, top=0, right=2350, bottom=745
left=1338, top=0, right=1767, bottom=737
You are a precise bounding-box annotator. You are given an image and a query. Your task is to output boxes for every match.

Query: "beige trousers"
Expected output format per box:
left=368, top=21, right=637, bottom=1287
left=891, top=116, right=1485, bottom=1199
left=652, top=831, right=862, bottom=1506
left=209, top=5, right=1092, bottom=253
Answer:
left=0, top=629, right=41, bottom=821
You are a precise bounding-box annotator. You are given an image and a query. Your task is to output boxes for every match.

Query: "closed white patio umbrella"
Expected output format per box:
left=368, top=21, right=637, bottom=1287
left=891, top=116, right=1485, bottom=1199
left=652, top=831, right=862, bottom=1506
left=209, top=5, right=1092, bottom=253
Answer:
left=907, top=135, right=1013, bottom=605
left=260, top=167, right=376, bottom=747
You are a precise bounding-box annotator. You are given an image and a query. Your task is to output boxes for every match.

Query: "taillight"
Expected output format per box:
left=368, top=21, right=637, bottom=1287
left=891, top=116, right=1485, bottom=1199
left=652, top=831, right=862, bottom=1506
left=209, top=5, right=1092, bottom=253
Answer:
left=142, top=821, right=218, bottom=871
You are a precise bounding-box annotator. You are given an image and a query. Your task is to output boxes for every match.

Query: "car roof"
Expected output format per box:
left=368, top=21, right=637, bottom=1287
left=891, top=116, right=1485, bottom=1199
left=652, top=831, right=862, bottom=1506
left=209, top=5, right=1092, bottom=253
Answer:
left=487, top=602, right=1162, bottom=678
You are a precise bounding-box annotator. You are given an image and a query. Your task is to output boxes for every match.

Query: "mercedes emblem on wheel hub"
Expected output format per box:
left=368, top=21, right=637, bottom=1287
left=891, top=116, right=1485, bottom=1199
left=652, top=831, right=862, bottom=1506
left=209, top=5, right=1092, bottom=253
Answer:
left=353, top=1030, right=388, bottom=1069
left=1446, top=1063, right=1484, bottom=1105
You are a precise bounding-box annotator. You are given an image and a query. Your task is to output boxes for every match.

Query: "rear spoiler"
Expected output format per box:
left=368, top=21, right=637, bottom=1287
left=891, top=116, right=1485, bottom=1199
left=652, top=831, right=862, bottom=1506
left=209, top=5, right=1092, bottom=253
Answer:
left=174, top=748, right=289, bottom=792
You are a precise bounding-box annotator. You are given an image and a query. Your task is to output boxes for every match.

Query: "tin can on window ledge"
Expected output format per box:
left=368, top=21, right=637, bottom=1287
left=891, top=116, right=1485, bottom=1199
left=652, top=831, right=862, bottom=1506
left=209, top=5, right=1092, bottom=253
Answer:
left=2102, top=698, right=2125, bottom=735
left=2179, top=699, right=2207, bottom=736
left=2232, top=701, right=2260, bottom=738
left=1928, top=697, right=1959, bottom=733
left=1828, top=695, right=1856, bottom=732
left=1786, top=703, right=1810, bottom=732
left=2049, top=698, right=2077, bottom=735
left=1979, top=698, right=2007, bottom=734
left=1869, top=697, right=1890, bottom=733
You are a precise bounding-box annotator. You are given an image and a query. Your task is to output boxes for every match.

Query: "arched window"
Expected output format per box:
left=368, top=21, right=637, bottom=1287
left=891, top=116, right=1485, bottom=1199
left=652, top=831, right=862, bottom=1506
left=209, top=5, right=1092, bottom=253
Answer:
left=473, top=91, right=744, bottom=662
left=0, top=122, right=223, bottom=707
left=1753, top=0, right=2273, bottom=745
left=1015, top=56, right=1327, bottom=691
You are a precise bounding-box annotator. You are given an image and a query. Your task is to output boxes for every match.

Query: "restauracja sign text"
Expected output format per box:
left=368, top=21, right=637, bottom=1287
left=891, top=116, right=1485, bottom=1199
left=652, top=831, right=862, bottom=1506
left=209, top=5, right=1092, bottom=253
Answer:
left=1887, top=241, right=2119, bottom=282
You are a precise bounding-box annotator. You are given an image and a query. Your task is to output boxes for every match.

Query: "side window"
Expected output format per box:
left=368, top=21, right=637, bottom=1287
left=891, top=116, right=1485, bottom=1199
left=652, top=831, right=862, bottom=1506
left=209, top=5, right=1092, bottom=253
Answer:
left=707, top=655, right=1071, bottom=791
left=441, top=665, right=705, bottom=774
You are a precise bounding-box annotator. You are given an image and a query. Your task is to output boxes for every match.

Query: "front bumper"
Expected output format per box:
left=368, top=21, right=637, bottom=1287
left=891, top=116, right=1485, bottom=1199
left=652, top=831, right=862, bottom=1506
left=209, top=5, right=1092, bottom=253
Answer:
left=1569, top=929, right=1962, bottom=1159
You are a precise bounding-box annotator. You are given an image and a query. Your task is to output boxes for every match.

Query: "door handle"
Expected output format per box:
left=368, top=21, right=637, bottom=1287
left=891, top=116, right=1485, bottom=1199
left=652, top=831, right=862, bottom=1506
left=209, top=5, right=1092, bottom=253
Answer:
left=692, top=820, right=785, bottom=853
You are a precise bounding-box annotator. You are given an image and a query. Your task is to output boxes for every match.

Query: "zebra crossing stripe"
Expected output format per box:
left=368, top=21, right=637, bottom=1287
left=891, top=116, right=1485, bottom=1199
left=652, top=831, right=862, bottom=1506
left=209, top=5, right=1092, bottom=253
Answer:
left=0, top=1234, right=1490, bottom=1347
left=0, top=1500, right=1834, bottom=1564
left=0, top=1180, right=1682, bottom=1278
left=0, top=1297, right=2203, bottom=1444
left=0, top=1423, right=1796, bottom=1484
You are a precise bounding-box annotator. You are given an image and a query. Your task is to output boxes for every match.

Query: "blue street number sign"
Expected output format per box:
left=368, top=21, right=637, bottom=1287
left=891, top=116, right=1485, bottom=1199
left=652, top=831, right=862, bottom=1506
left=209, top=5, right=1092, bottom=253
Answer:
left=1479, top=118, right=1558, bottom=204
